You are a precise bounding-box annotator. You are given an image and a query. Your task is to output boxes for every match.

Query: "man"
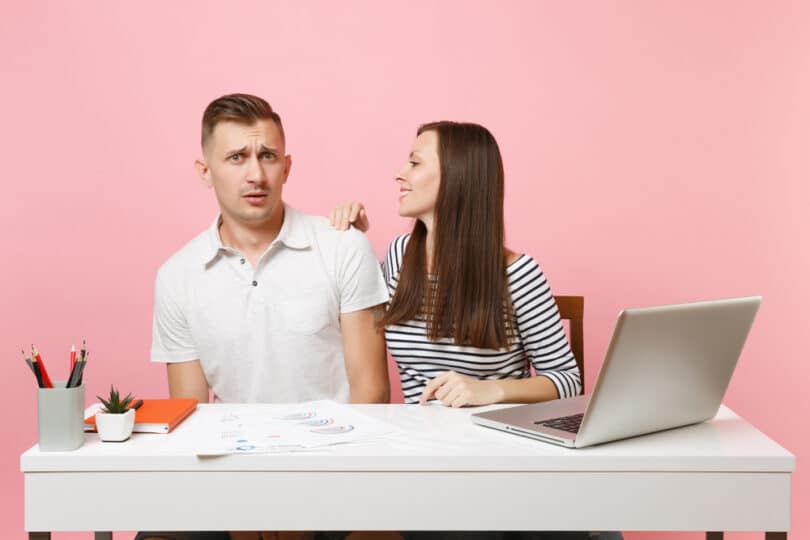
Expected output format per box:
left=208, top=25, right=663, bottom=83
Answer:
left=139, top=94, right=390, bottom=540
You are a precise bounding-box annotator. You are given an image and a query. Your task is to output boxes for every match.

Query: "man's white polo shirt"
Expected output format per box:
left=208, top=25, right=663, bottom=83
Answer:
left=151, top=206, right=388, bottom=403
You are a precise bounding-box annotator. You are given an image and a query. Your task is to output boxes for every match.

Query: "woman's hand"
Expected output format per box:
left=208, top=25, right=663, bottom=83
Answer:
left=419, top=371, right=504, bottom=408
left=328, top=201, right=370, bottom=232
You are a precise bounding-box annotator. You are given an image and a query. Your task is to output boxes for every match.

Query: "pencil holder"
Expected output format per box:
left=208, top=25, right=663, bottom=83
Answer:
left=37, top=381, right=85, bottom=451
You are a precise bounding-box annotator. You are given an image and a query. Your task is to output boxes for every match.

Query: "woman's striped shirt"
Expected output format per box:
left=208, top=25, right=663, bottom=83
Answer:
left=382, top=234, right=582, bottom=404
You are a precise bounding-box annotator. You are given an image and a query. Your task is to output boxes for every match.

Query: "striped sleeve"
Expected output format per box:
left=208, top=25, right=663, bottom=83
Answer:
left=509, top=257, right=582, bottom=398
left=382, top=234, right=410, bottom=289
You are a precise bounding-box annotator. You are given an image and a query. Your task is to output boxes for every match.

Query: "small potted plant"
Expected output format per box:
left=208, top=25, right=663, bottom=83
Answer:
left=95, top=385, right=136, bottom=442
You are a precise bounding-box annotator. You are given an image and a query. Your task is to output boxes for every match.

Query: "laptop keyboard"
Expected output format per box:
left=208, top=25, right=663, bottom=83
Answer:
left=534, top=413, right=584, bottom=434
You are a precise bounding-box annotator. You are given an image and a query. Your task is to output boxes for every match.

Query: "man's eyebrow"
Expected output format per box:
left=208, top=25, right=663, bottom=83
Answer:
left=225, top=146, right=247, bottom=156
left=409, top=151, right=421, bottom=159
left=258, top=145, right=279, bottom=153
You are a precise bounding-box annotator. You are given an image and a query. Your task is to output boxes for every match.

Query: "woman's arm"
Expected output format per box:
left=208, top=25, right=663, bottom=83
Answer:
left=512, top=257, right=582, bottom=399
left=419, top=255, right=580, bottom=407
left=419, top=369, right=559, bottom=407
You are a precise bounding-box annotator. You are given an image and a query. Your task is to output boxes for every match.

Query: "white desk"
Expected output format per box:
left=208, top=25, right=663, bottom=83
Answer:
left=21, top=404, right=794, bottom=539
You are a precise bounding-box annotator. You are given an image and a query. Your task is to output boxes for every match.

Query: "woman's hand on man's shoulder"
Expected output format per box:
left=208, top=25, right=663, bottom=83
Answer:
left=329, top=201, right=370, bottom=232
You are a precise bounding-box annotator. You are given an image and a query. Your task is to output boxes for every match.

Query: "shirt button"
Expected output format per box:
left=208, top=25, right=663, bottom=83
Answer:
left=240, top=258, right=245, bottom=264
left=252, top=280, right=258, bottom=287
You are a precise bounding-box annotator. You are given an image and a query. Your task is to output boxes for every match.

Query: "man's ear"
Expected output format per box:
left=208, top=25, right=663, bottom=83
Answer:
left=283, top=154, right=292, bottom=185
left=195, top=159, right=212, bottom=187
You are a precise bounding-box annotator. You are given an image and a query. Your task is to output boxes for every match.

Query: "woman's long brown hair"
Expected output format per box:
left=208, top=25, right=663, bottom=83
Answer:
left=379, top=121, right=511, bottom=349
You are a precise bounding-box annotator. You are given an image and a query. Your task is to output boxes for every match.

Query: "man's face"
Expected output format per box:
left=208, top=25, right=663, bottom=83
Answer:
left=197, top=119, right=291, bottom=228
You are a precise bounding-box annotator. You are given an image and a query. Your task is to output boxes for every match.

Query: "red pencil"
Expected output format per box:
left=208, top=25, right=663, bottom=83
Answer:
left=70, top=344, right=76, bottom=372
left=32, top=345, right=53, bottom=388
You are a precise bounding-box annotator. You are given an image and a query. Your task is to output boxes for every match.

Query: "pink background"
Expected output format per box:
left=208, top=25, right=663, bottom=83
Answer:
left=2, top=1, right=807, bottom=538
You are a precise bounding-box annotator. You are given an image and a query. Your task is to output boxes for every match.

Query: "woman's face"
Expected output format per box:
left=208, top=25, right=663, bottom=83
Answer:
left=396, top=130, right=441, bottom=223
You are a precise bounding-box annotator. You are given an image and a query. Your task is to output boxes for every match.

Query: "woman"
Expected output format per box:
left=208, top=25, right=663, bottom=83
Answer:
left=332, top=122, right=622, bottom=540
left=331, top=121, right=581, bottom=407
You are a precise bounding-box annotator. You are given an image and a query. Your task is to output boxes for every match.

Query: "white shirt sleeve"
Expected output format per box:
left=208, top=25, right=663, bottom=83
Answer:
left=151, top=270, right=200, bottom=363
left=335, top=228, right=389, bottom=314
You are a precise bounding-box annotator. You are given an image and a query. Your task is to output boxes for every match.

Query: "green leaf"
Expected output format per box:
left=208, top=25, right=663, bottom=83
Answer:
left=96, top=385, right=136, bottom=414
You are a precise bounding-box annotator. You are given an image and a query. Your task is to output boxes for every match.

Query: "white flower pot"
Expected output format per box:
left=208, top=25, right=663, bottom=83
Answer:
left=95, top=408, right=135, bottom=442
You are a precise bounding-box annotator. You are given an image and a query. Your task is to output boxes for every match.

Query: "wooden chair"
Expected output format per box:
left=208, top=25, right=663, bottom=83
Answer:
left=553, top=295, right=585, bottom=394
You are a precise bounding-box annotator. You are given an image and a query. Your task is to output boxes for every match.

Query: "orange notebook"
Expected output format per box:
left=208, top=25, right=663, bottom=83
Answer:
left=84, top=398, right=198, bottom=434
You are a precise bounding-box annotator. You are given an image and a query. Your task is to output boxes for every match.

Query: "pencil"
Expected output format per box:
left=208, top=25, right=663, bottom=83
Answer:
left=32, top=345, right=53, bottom=388
left=66, top=357, right=80, bottom=388
left=21, top=349, right=37, bottom=377
left=67, top=345, right=86, bottom=388
left=70, top=344, right=76, bottom=372
left=28, top=351, right=45, bottom=388
left=76, top=350, right=89, bottom=386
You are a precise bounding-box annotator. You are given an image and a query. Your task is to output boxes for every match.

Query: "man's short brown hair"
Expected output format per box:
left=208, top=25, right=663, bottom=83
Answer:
left=201, top=93, right=285, bottom=148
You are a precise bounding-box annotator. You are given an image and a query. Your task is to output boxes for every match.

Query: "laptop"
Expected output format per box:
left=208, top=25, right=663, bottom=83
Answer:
left=472, top=296, right=761, bottom=448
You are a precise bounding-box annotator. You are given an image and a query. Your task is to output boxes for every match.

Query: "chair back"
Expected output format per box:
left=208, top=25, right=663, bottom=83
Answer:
left=553, top=295, right=585, bottom=394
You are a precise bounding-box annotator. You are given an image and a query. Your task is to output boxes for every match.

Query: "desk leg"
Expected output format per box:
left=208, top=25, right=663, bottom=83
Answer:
left=95, top=533, right=113, bottom=540
left=28, top=534, right=50, bottom=540
left=707, top=531, right=787, bottom=539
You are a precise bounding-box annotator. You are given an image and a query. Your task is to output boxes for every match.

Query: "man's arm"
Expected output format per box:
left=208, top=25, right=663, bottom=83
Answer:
left=340, top=305, right=389, bottom=403
left=167, top=359, right=210, bottom=403
left=153, top=270, right=209, bottom=402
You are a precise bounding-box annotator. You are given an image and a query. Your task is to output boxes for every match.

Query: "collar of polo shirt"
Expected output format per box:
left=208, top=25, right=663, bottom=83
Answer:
left=203, top=204, right=311, bottom=265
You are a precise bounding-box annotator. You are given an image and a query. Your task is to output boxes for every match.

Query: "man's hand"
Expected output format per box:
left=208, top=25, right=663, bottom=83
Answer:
left=420, top=371, right=504, bottom=408
left=329, top=201, right=370, bottom=232
left=340, top=306, right=389, bottom=403
left=167, top=359, right=210, bottom=403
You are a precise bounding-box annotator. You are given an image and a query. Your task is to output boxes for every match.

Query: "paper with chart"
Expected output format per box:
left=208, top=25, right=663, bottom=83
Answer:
left=195, top=400, right=396, bottom=455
